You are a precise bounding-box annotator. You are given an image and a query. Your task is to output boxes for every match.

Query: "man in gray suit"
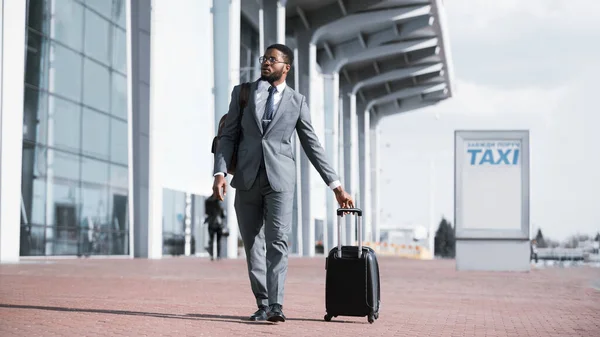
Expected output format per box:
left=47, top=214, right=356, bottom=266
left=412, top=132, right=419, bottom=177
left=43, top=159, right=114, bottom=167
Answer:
left=213, top=44, right=354, bottom=322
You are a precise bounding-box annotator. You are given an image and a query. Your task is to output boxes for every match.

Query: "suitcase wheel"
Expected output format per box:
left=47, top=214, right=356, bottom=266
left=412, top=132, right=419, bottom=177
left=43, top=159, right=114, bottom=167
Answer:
left=324, top=314, right=333, bottom=322
left=368, top=314, right=375, bottom=324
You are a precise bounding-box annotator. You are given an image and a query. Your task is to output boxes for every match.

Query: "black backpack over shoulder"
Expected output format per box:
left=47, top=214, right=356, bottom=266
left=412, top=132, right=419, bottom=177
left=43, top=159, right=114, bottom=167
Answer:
left=211, top=82, right=251, bottom=175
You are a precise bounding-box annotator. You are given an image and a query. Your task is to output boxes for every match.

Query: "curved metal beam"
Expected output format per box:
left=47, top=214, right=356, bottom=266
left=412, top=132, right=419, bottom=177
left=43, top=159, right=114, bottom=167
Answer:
left=373, top=99, right=442, bottom=118
left=352, top=63, right=443, bottom=95
left=360, top=73, right=444, bottom=103
left=317, top=15, right=434, bottom=70
left=341, top=49, right=439, bottom=89
left=365, top=82, right=446, bottom=111
left=374, top=86, right=448, bottom=113
left=287, top=0, right=385, bottom=32
left=422, top=87, right=449, bottom=101
left=321, top=38, right=438, bottom=74
left=311, top=5, right=431, bottom=44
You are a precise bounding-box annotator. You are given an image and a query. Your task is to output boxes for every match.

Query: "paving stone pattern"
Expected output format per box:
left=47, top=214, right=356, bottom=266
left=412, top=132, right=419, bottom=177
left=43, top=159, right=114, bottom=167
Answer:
left=1, top=257, right=599, bottom=336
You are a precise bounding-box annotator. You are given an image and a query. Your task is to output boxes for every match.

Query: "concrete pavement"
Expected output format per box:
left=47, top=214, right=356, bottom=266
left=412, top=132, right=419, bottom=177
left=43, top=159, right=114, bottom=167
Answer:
left=1, top=256, right=599, bottom=336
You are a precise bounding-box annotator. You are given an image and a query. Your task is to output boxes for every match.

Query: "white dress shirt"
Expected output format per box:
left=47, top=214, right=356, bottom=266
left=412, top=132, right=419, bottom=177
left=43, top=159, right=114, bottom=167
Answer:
left=216, top=80, right=341, bottom=191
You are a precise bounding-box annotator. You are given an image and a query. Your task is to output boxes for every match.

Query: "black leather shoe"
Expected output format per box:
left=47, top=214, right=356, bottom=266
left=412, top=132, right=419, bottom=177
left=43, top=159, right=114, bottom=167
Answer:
left=267, top=304, right=286, bottom=322
left=249, top=305, right=269, bottom=321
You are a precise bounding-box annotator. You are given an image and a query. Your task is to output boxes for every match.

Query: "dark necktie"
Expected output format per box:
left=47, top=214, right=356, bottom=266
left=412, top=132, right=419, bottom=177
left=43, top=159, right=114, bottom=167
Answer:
left=262, top=85, right=277, bottom=131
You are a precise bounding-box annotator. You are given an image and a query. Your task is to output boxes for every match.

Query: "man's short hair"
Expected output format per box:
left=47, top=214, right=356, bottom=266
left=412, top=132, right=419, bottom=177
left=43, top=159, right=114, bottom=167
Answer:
left=266, top=44, right=294, bottom=65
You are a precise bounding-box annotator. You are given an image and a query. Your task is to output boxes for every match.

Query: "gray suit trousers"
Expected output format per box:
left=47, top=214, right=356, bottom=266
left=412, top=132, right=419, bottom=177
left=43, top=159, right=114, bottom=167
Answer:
left=235, top=166, right=294, bottom=307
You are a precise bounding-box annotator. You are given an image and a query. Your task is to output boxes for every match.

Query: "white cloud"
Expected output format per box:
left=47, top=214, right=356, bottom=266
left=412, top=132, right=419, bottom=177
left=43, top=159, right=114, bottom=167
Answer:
left=445, top=0, right=600, bottom=90
left=377, top=0, right=600, bottom=242
left=440, top=78, right=566, bottom=118
left=448, top=0, right=600, bottom=38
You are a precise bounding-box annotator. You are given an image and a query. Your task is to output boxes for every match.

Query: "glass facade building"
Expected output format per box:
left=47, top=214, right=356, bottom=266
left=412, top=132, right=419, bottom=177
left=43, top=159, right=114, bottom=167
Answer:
left=18, top=0, right=263, bottom=259
left=0, top=0, right=452, bottom=263
left=20, top=0, right=129, bottom=256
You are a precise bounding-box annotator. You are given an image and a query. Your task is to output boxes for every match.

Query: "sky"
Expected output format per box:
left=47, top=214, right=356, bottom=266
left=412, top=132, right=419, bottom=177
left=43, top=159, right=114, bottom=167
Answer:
left=378, top=0, right=600, bottom=242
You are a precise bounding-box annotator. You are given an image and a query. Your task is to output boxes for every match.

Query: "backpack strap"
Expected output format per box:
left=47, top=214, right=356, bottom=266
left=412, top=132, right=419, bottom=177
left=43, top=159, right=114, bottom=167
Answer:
left=239, top=82, right=251, bottom=113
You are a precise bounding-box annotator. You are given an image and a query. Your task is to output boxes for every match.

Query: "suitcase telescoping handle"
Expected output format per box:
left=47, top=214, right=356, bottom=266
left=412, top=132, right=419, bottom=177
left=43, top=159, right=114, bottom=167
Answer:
left=336, top=207, right=363, bottom=259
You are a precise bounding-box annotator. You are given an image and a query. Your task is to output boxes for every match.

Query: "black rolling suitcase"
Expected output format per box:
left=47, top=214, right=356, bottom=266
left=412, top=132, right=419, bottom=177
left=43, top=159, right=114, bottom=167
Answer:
left=324, top=208, right=380, bottom=324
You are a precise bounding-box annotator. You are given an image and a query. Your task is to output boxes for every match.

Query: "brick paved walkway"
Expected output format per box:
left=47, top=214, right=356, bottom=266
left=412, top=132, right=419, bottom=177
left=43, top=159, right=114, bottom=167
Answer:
left=1, top=257, right=599, bottom=336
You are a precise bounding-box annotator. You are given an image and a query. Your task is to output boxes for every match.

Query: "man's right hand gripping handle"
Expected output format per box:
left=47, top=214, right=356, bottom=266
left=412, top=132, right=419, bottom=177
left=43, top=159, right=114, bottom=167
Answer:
left=212, top=175, right=227, bottom=201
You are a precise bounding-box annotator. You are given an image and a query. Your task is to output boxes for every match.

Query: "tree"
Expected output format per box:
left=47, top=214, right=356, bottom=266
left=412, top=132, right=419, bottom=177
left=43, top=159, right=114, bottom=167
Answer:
left=564, top=235, right=580, bottom=248
left=434, top=217, right=455, bottom=258
left=595, top=233, right=600, bottom=242
left=534, top=229, right=547, bottom=248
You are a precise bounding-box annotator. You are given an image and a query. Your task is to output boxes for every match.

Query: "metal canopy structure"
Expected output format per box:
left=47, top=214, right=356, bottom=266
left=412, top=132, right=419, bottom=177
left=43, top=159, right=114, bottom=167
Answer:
left=285, top=0, right=453, bottom=255
left=235, top=0, right=454, bottom=258
left=286, top=0, right=454, bottom=115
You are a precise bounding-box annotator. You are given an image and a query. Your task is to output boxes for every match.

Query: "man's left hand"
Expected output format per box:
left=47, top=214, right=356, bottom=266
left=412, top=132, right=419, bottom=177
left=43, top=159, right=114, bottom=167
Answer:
left=333, top=186, right=354, bottom=209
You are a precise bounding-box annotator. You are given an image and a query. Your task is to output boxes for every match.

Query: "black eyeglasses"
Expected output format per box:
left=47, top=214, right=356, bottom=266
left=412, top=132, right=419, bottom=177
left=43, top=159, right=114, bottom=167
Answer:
left=259, top=56, right=288, bottom=65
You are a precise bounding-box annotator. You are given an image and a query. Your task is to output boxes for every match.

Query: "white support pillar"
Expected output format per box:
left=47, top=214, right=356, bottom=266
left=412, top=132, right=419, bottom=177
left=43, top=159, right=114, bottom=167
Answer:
left=213, top=0, right=241, bottom=259
left=146, top=0, right=166, bottom=259
left=260, top=0, right=286, bottom=52
left=296, top=31, right=316, bottom=257
left=362, top=109, right=372, bottom=243
left=337, top=93, right=345, bottom=246
left=276, top=1, right=286, bottom=44
left=291, top=45, right=303, bottom=256
left=0, top=0, right=27, bottom=263
left=323, top=73, right=339, bottom=254
left=350, top=94, right=359, bottom=245
left=131, top=0, right=158, bottom=258
left=342, top=92, right=359, bottom=245
left=370, top=113, right=381, bottom=242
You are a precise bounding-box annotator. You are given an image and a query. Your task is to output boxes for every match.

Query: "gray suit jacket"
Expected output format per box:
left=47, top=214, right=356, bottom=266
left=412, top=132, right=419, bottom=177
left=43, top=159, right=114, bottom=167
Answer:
left=214, top=80, right=339, bottom=192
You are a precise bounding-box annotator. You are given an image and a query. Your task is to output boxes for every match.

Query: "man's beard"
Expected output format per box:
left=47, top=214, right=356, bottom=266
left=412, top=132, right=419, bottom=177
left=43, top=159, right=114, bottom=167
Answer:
left=261, top=67, right=284, bottom=84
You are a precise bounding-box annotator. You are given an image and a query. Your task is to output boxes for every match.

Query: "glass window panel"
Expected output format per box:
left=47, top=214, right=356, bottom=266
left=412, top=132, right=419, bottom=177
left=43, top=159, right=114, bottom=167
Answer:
left=167, top=190, right=185, bottom=235
left=83, top=59, right=110, bottom=112
left=81, top=157, right=109, bottom=185
left=111, top=73, right=127, bottom=119
left=52, top=238, right=79, bottom=256
left=21, top=145, right=48, bottom=226
left=112, top=27, right=127, bottom=74
left=50, top=0, right=84, bottom=50
left=81, top=186, right=109, bottom=230
left=85, top=0, right=112, bottom=18
left=21, top=224, right=47, bottom=256
left=48, top=182, right=80, bottom=256
left=49, top=41, right=82, bottom=102
left=84, top=8, right=110, bottom=65
left=46, top=180, right=80, bottom=244
left=27, top=0, right=46, bottom=33
left=109, top=231, right=128, bottom=255
left=25, top=30, right=49, bottom=90
left=50, top=149, right=80, bottom=182
left=82, top=108, right=110, bottom=160
left=110, top=118, right=128, bottom=165
left=113, top=0, right=126, bottom=27
left=54, top=204, right=79, bottom=241
left=76, top=216, right=96, bottom=257
left=23, top=87, right=48, bottom=145
left=24, top=152, right=84, bottom=256
left=48, top=95, right=81, bottom=153
left=109, top=164, right=128, bottom=189
left=109, top=192, right=129, bottom=232
left=31, top=177, right=47, bottom=225
left=162, top=189, right=175, bottom=234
